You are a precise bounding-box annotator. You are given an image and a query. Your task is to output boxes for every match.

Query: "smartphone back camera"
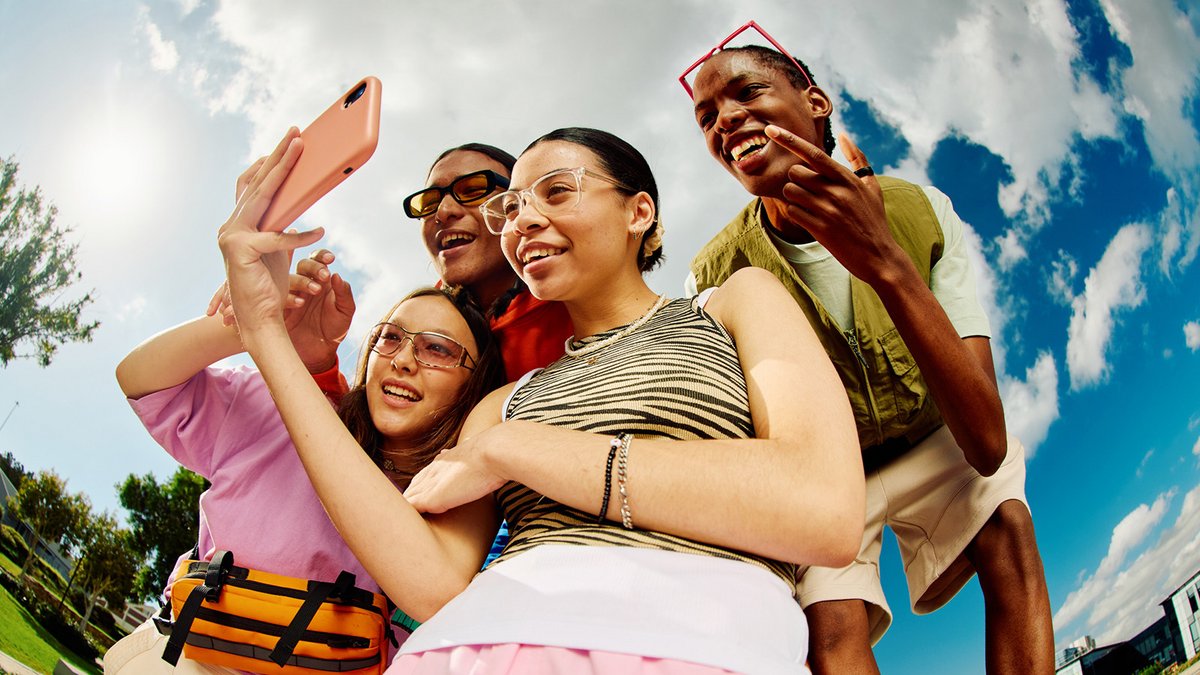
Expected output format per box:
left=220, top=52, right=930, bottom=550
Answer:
left=344, top=82, right=367, bottom=108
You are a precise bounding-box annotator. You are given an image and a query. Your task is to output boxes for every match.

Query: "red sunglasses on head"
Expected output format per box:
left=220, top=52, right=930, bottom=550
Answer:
left=678, top=20, right=814, bottom=99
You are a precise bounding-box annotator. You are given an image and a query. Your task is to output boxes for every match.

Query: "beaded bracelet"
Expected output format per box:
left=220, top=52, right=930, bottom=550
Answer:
left=617, top=435, right=634, bottom=529
left=598, top=435, right=623, bottom=523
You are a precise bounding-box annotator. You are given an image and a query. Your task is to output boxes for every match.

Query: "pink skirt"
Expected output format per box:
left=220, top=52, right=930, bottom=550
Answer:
left=389, top=643, right=738, bottom=674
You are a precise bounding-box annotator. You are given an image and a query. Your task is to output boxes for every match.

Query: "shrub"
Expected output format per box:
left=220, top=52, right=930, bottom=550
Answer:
left=0, top=566, right=99, bottom=662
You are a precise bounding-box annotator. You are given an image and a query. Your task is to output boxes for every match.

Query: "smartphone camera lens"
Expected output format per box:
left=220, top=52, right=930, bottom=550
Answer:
left=344, top=82, right=367, bottom=108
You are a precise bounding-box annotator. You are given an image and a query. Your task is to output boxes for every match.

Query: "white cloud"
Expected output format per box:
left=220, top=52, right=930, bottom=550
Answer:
left=1185, top=320, right=1200, bottom=351
left=1047, top=250, right=1079, bottom=305
left=115, top=297, right=147, bottom=322
left=1192, top=436, right=1200, bottom=458
left=806, top=0, right=1120, bottom=265
left=1099, top=0, right=1200, bottom=273
left=1066, top=223, right=1152, bottom=390
left=1136, top=449, right=1154, bottom=478
left=998, top=351, right=1059, bottom=457
left=138, top=7, right=179, bottom=73
left=1053, top=484, right=1200, bottom=649
left=176, top=0, right=201, bottom=17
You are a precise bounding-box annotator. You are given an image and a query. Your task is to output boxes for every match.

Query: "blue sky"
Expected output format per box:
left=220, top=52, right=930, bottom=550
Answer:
left=1, top=1, right=1198, bottom=672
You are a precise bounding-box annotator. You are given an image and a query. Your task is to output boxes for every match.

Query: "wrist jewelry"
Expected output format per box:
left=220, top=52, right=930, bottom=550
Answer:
left=617, top=434, right=634, bottom=530
left=598, top=435, right=624, bottom=523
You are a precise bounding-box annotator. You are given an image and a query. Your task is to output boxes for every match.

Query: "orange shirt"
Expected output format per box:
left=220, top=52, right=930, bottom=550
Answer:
left=490, top=291, right=573, bottom=382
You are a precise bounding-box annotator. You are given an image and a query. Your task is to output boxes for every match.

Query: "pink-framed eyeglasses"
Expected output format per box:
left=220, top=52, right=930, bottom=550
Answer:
left=678, top=20, right=813, bottom=99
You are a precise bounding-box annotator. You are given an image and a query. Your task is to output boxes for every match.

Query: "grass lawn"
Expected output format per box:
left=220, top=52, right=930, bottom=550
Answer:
left=0, top=554, right=19, bottom=578
left=0, top=583, right=99, bottom=674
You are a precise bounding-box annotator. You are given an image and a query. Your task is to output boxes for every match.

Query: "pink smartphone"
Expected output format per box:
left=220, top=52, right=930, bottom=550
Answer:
left=259, top=76, right=381, bottom=233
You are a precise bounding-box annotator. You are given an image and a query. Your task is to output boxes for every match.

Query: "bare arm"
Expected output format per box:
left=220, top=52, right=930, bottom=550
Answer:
left=763, top=125, right=1007, bottom=475
left=407, top=267, right=864, bottom=567
left=217, top=128, right=499, bottom=620
left=115, top=314, right=243, bottom=399
left=244, top=321, right=498, bottom=619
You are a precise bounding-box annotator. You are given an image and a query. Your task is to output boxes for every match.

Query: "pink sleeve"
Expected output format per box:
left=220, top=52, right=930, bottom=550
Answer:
left=127, top=366, right=258, bottom=479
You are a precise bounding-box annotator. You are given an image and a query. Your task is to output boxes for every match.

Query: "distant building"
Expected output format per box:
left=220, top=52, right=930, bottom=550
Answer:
left=1130, top=615, right=1179, bottom=668
left=1054, top=641, right=1150, bottom=675
left=1056, top=635, right=1096, bottom=670
left=97, top=596, right=158, bottom=634
left=1162, top=568, right=1200, bottom=661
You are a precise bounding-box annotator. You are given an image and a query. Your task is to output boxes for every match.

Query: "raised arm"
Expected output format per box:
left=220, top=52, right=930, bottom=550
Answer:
left=217, top=128, right=497, bottom=620
left=763, top=125, right=1007, bottom=475
left=115, top=314, right=243, bottom=400
left=407, top=267, right=864, bottom=568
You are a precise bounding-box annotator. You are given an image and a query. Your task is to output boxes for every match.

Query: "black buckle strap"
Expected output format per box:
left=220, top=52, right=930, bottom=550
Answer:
left=268, top=570, right=358, bottom=667
left=161, top=550, right=234, bottom=666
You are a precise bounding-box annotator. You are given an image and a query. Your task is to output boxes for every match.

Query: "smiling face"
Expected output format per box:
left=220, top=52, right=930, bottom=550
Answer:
left=499, top=141, right=645, bottom=304
left=420, top=151, right=516, bottom=301
left=691, top=50, right=832, bottom=200
left=364, top=295, right=478, bottom=451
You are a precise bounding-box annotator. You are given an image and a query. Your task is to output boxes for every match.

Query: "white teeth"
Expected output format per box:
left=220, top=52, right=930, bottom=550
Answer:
left=730, top=136, right=768, bottom=162
left=439, top=232, right=476, bottom=249
left=520, top=247, right=564, bottom=264
left=383, top=385, right=419, bottom=401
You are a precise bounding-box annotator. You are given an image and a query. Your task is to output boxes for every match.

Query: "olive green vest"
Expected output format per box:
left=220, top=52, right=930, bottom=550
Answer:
left=690, top=176, right=945, bottom=452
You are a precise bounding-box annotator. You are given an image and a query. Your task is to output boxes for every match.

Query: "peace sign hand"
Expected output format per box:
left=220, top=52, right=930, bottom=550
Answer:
left=764, top=125, right=908, bottom=288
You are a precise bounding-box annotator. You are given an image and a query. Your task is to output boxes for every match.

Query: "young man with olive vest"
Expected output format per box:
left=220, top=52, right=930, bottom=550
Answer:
left=682, top=27, right=1053, bottom=675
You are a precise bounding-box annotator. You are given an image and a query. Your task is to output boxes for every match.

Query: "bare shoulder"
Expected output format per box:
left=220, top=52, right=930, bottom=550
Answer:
left=704, top=267, right=793, bottom=329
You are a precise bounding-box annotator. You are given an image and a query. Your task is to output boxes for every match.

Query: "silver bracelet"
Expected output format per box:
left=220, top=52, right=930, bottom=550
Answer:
left=617, top=434, right=634, bottom=529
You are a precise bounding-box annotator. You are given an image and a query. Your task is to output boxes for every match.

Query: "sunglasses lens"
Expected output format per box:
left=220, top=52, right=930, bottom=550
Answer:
left=405, top=188, right=441, bottom=218
left=452, top=173, right=495, bottom=205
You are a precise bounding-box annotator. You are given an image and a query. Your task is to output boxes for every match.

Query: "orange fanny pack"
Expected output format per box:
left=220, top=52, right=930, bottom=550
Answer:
left=157, top=551, right=394, bottom=674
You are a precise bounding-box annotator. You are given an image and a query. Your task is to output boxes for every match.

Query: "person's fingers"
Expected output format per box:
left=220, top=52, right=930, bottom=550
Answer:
left=763, top=124, right=826, bottom=167
left=237, top=128, right=300, bottom=210
left=295, top=256, right=331, bottom=283
left=288, top=272, right=324, bottom=297
left=330, top=273, right=356, bottom=314
left=234, top=136, right=303, bottom=230
left=838, top=132, right=877, bottom=184
left=206, top=281, right=229, bottom=316
left=236, top=156, right=267, bottom=202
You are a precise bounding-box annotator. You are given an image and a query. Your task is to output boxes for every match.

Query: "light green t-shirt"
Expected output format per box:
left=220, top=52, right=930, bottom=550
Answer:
left=686, top=186, right=991, bottom=339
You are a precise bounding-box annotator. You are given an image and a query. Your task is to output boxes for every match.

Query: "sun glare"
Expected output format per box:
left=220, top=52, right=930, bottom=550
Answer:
left=67, top=105, right=168, bottom=225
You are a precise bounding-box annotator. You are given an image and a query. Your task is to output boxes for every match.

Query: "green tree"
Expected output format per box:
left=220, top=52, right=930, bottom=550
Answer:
left=73, top=511, right=138, bottom=631
left=5, top=469, right=87, bottom=580
left=0, top=450, right=31, bottom=490
left=118, top=467, right=207, bottom=600
left=0, top=156, right=98, bottom=367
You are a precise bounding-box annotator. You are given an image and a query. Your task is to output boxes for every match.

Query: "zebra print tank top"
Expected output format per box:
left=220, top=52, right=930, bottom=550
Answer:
left=493, top=297, right=796, bottom=586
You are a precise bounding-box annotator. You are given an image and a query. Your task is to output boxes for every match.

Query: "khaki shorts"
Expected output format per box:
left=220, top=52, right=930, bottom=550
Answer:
left=795, top=425, right=1029, bottom=644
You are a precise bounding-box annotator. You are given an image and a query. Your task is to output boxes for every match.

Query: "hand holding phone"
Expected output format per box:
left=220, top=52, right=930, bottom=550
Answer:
left=258, top=76, right=381, bottom=233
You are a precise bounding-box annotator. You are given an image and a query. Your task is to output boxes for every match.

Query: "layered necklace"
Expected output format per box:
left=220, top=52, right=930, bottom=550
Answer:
left=564, top=294, right=669, bottom=365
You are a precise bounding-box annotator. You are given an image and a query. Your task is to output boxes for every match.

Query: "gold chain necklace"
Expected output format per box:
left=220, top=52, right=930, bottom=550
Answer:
left=563, top=294, right=669, bottom=365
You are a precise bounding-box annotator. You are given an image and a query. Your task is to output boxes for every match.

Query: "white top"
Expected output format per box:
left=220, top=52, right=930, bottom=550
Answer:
left=685, top=186, right=991, bottom=339
left=400, top=544, right=811, bottom=673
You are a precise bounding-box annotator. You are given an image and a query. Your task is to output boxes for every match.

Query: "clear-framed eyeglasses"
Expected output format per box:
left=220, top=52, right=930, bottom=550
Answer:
left=478, top=166, right=633, bottom=235
left=369, top=322, right=475, bottom=370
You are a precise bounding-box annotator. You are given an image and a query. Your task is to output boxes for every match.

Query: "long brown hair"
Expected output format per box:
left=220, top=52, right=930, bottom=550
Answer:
left=336, top=287, right=504, bottom=483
